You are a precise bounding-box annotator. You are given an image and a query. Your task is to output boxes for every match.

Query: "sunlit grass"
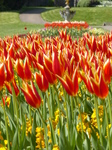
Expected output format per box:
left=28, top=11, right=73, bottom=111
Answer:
left=0, top=7, right=112, bottom=38
left=0, top=10, right=44, bottom=38
left=41, top=7, right=112, bottom=25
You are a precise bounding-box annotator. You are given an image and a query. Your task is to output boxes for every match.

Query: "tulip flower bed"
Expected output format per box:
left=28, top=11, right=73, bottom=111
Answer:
left=35, top=27, right=106, bottom=40
left=37, top=27, right=89, bottom=39
left=44, top=21, right=89, bottom=29
left=0, top=29, right=112, bottom=150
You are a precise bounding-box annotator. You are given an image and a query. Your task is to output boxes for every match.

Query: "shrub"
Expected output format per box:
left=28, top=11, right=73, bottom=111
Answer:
left=77, top=0, right=100, bottom=7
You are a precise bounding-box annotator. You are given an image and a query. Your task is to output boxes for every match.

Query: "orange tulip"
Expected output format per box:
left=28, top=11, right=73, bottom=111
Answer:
left=57, top=68, right=79, bottom=96
left=3, top=40, right=8, bottom=59
left=15, top=57, right=32, bottom=81
left=103, top=59, right=111, bottom=83
left=91, top=71, right=109, bottom=99
left=15, top=59, right=24, bottom=79
left=79, top=71, right=94, bottom=94
left=5, top=79, right=19, bottom=96
left=2, top=96, right=10, bottom=107
left=91, top=36, right=97, bottom=53
left=21, top=81, right=41, bottom=108
left=34, top=63, right=49, bottom=92
left=35, top=72, right=49, bottom=92
left=5, top=57, right=14, bottom=82
left=44, top=54, right=57, bottom=84
left=0, top=63, right=5, bottom=90
left=52, top=45, right=64, bottom=77
left=24, top=57, right=32, bottom=80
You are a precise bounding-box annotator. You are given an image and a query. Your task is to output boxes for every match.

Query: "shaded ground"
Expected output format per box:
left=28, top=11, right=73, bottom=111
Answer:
left=19, top=8, right=112, bottom=31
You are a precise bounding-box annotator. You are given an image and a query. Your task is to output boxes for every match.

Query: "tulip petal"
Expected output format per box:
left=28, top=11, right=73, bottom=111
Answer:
left=0, top=63, right=5, bottom=90
left=57, top=75, right=72, bottom=95
left=15, top=59, right=24, bottom=79
left=91, top=78, right=100, bottom=97
left=24, top=57, right=32, bottom=80
left=103, top=59, right=111, bottom=83
left=72, top=68, right=79, bottom=96
left=21, top=88, right=37, bottom=108
left=31, top=81, right=41, bottom=107
left=99, top=74, right=109, bottom=99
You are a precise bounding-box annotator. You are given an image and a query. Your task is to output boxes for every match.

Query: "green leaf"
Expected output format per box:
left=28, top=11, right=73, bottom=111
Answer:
left=110, top=127, right=112, bottom=144
left=12, top=127, right=18, bottom=150
left=70, top=126, right=76, bottom=149
left=31, top=111, right=36, bottom=150
left=91, top=129, right=98, bottom=150
left=76, top=132, right=83, bottom=150
left=6, top=107, right=16, bottom=131
left=102, top=134, right=107, bottom=149
left=83, top=133, right=90, bottom=150
left=84, top=100, right=93, bottom=114
left=59, top=125, right=73, bottom=150
left=20, top=117, right=26, bottom=149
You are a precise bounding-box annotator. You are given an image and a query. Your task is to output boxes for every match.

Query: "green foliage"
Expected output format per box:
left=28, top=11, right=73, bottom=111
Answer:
left=3, top=0, right=26, bottom=10
left=48, top=0, right=54, bottom=6
left=0, top=0, right=6, bottom=11
left=77, top=0, right=100, bottom=7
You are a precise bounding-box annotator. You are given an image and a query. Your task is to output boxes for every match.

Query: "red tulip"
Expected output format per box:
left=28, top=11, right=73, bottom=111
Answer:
left=5, top=79, right=19, bottom=96
left=5, top=57, right=14, bottom=82
left=91, top=36, right=97, bottom=53
left=79, top=71, right=94, bottom=94
left=35, top=72, right=49, bottom=92
left=15, top=57, right=32, bottom=81
left=44, top=54, right=57, bottom=84
left=21, top=81, right=41, bottom=108
left=91, top=71, right=109, bottom=99
left=57, top=68, right=79, bottom=96
left=103, top=59, right=111, bottom=83
left=2, top=96, right=10, bottom=107
left=24, top=57, right=32, bottom=80
left=34, top=63, right=49, bottom=92
left=0, top=63, right=5, bottom=90
left=52, top=45, right=64, bottom=77
left=15, top=59, right=24, bottom=79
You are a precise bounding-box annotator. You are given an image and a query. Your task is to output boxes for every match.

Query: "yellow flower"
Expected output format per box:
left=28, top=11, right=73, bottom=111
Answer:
left=47, top=124, right=50, bottom=131
left=0, top=131, right=3, bottom=141
left=48, top=139, right=52, bottom=144
left=57, top=129, right=60, bottom=136
left=52, top=144, right=59, bottom=150
left=87, top=128, right=92, bottom=138
left=47, top=131, right=51, bottom=138
left=4, top=140, right=8, bottom=146
left=0, top=147, right=6, bottom=150
left=36, top=127, right=45, bottom=149
left=26, top=118, right=32, bottom=136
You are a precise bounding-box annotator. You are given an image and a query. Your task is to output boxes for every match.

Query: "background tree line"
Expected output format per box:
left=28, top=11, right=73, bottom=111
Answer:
left=0, top=0, right=109, bottom=11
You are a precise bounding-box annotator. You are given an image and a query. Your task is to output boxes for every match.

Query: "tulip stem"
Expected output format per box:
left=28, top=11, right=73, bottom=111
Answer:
left=11, top=84, right=20, bottom=146
left=104, top=101, right=111, bottom=150
left=63, top=89, right=70, bottom=142
left=70, top=96, right=74, bottom=120
left=75, top=96, right=84, bottom=141
left=43, top=95, right=48, bottom=150
left=94, top=96, right=103, bottom=145
left=53, top=85, right=62, bottom=126
left=108, top=94, right=112, bottom=125
left=29, top=105, right=32, bottom=125
left=37, top=108, right=47, bottom=126
left=2, top=98, right=10, bottom=150
left=46, top=90, right=56, bottom=144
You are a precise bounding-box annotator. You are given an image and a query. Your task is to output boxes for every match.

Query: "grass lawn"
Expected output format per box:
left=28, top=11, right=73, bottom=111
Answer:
left=0, top=11, right=44, bottom=38
left=0, top=7, right=112, bottom=38
left=41, top=7, right=112, bottom=25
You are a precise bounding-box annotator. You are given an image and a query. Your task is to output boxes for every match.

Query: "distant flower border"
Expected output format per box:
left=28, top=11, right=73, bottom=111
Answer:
left=44, top=21, right=89, bottom=29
